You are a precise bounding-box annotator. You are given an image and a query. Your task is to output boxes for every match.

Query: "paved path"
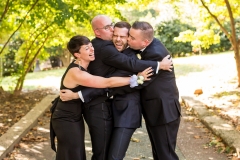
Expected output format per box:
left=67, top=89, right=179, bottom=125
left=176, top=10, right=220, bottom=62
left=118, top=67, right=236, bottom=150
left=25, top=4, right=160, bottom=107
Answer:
left=1, top=95, right=231, bottom=160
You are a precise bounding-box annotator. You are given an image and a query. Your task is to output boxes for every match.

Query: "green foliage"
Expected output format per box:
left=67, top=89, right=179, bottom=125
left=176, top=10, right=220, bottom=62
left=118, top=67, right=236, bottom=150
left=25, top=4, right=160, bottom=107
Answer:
left=3, top=39, right=23, bottom=77
left=174, top=64, right=205, bottom=77
left=0, top=75, right=18, bottom=92
left=0, top=0, right=130, bottom=93
left=44, top=45, right=64, bottom=58
left=203, top=32, right=231, bottom=53
left=155, top=19, right=194, bottom=57
left=191, top=0, right=240, bottom=47
left=174, top=28, right=221, bottom=52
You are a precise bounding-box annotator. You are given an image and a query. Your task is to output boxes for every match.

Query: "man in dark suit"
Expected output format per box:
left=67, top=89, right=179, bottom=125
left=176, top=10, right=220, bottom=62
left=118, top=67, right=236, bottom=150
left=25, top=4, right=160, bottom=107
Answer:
left=128, top=21, right=181, bottom=160
left=107, top=21, right=146, bottom=160
left=60, top=15, right=173, bottom=160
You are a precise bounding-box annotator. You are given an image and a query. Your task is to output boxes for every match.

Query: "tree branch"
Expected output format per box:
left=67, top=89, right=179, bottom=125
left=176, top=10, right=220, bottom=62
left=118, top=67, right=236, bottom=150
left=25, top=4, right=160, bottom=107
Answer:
left=200, top=0, right=232, bottom=42
left=14, top=34, right=49, bottom=94
left=0, top=0, right=39, bottom=55
left=22, top=23, right=51, bottom=66
left=224, top=0, right=239, bottom=52
left=0, top=0, right=10, bottom=23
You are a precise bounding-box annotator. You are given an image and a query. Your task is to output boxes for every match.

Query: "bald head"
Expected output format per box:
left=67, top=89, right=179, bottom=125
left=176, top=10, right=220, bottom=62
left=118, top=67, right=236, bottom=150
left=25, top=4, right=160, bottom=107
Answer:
left=91, top=15, right=114, bottom=40
left=91, top=15, right=111, bottom=30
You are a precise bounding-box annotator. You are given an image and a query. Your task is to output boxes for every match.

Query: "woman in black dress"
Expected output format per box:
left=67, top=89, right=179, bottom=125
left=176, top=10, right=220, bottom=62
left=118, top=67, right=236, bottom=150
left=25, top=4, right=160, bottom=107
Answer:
left=51, top=35, right=150, bottom=160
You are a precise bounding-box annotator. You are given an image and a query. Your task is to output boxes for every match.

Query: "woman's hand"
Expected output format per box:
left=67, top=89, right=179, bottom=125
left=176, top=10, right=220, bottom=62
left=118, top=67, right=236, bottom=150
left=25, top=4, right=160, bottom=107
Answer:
left=138, top=67, right=153, bottom=81
left=60, top=89, right=79, bottom=101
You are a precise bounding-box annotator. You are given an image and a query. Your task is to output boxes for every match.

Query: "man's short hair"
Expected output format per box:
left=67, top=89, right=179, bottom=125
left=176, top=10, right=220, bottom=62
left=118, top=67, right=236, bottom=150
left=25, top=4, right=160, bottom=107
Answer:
left=67, top=35, right=90, bottom=57
left=114, top=21, right=131, bottom=31
left=132, top=21, right=154, bottom=41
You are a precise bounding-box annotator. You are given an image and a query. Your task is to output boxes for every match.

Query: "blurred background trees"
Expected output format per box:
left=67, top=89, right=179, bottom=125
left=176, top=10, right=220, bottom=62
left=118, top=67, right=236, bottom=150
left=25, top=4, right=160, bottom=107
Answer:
left=0, top=0, right=239, bottom=94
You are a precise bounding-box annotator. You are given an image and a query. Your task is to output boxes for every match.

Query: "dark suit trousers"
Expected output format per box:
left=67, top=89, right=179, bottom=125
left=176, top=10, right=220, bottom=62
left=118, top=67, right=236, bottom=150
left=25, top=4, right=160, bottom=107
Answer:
left=108, top=127, right=136, bottom=160
left=146, top=118, right=180, bottom=160
left=83, top=101, right=113, bottom=160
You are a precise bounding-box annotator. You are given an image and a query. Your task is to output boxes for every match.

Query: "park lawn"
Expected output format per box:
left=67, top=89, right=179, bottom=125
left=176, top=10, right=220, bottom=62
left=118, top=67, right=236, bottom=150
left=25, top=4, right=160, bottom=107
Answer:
left=173, top=51, right=234, bottom=78
left=0, top=51, right=235, bottom=91
left=1, top=67, right=66, bottom=91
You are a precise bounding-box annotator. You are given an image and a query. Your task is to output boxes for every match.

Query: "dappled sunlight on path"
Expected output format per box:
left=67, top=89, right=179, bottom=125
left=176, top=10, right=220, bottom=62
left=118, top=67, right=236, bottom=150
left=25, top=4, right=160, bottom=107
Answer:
left=175, top=52, right=240, bottom=134
left=174, top=52, right=237, bottom=97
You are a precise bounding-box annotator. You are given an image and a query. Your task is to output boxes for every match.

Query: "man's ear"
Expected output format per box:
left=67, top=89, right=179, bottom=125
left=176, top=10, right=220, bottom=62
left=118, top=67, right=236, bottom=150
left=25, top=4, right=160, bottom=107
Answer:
left=142, top=39, right=150, bottom=48
left=94, top=29, right=100, bottom=37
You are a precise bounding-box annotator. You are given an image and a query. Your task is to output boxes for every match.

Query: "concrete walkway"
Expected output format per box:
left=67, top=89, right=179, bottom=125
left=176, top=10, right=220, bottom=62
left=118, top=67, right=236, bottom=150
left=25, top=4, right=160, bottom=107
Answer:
left=0, top=95, right=56, bottom=160
left=0, top=94, right=186, bottom=160
left=1, top=94, right=239, bottom=159
left=181, top=96, right=240, bottom=158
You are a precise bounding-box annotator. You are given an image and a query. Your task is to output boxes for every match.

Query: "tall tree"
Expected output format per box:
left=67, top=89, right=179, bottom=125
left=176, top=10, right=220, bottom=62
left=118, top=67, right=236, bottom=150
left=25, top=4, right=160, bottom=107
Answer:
left=168, top=0, right=240, bottom=85
left=0, top=0, right=127, bottom=94
left=196, top=0, right=240, bottom=86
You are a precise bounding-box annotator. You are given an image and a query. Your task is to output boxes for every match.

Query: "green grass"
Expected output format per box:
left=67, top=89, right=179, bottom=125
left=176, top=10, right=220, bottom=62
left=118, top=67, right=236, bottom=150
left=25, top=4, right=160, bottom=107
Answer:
left=174, top=64, right=205, bottom=77
left=25, top=67, right=66, bottom=80
left=173, top=51, right=234, bottom=77
left=0, top=51, right=234, bottom=91
left=0, top=67, right=66, bottom=91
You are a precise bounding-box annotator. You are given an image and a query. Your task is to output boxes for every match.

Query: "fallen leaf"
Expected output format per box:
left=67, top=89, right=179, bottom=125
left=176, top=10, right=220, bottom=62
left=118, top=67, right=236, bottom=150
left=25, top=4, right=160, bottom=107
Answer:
left=194, top=89, right=203, bottom=95
left=194, top=135, right=201, bottom=139
left=131, top=138, right=140, bottom=142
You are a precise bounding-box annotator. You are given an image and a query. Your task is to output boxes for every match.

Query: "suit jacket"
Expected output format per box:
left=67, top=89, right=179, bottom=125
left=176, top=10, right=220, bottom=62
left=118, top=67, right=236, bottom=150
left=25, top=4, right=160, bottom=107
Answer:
left=140, top=38, right=181, bottom=126
left=82, top=38, right=158, bottom=107
left=110, top=48, right=141, bottom=128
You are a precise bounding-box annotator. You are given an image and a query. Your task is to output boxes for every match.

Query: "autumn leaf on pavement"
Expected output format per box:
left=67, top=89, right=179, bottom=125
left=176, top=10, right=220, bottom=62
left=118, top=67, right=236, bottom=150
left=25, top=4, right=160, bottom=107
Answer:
left=36, top=136, right=47, bottom=142
left=131, top=138, right=140, bottom=142
left=194, top=135, right=201, bottom=139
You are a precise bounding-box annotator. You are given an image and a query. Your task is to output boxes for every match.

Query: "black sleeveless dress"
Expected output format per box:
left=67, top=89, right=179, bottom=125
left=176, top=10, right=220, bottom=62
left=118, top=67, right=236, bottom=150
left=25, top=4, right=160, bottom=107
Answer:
left=51, top=62, right=86, bottom=160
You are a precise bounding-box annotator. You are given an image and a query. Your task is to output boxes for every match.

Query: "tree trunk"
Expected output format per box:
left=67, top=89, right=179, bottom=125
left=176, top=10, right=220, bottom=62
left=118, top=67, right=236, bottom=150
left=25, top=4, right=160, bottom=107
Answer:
left=0, top=0, right=39, bottom=55
left=199, top=46, right=202, bottom=55
left=0, top=0, right=10, bottom=23
left=234, top=44, right=240, bottom=87
left=13, top=34, right=49, bottom=95
left=13, top=76, right=25, bottom=95
left=59, top=49, right=71, bottom=67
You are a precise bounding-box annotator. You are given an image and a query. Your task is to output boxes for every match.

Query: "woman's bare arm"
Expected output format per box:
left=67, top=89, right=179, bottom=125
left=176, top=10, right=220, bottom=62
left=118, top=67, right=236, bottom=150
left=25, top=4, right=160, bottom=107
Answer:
left=63, top=68, right=130, bottom=89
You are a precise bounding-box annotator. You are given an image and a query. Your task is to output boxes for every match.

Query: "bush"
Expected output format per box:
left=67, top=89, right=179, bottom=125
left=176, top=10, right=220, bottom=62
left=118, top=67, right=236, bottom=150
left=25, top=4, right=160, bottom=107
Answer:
left=155, top=19, right=195, bottom=57
left=202, top=31, right=231, bottom=53
left=3, top=39, right=23, bottom=77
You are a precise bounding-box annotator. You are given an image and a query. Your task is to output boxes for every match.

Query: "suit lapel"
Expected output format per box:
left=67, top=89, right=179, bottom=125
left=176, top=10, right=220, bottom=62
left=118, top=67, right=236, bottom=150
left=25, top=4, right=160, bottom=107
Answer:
left=141, top=38, right=156, bottom=60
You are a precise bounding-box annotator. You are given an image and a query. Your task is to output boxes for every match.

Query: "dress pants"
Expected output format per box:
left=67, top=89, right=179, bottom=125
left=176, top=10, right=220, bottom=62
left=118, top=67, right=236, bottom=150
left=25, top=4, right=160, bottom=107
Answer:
left=83, top=101, right=113, bottom=160
left=146, top=118, right=180, bottom=160
left=108, top=127, right=136, bottom=160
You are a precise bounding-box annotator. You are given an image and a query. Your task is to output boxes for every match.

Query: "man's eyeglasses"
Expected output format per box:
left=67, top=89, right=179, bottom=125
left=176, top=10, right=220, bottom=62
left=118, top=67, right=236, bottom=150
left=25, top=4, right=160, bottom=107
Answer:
left=95, top=22, right=114, bottom=31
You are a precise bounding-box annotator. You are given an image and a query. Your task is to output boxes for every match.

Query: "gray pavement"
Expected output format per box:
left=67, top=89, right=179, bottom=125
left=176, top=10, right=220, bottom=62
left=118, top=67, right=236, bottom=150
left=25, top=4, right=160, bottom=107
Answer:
left=0, top=95, right=56, bottom=160
left=1, top=94, right=239, bottom=159
left=84, top=119, right=186, bottom=160
left=181, top=96, right=240, bottom=159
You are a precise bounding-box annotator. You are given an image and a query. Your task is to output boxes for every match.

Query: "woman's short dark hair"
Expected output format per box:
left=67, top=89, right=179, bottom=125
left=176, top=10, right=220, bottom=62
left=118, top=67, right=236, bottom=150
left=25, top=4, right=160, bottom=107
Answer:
left=67, top=35, right=91, bottom=57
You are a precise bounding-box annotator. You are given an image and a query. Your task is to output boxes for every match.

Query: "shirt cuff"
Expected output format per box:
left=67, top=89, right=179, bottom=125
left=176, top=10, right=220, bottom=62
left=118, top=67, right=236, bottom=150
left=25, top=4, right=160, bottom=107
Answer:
left=156, top=62, right=160, bottom=74
left=78, top=91, right=84, bottom=102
